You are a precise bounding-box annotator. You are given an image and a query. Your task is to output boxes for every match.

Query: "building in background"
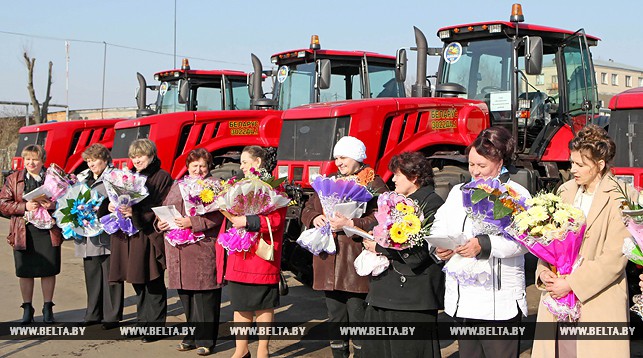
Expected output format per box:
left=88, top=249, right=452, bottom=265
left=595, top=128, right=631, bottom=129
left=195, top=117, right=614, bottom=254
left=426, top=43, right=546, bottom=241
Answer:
left=46, top=107, right=136, bottom=122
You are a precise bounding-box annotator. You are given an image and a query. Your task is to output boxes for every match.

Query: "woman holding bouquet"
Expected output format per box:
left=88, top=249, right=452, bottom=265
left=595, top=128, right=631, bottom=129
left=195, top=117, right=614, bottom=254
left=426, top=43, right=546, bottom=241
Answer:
left=361, top=151, right=444, bottom=358
left=226, top=146, right=287, bottom=358
left=431, top=127, right=531, bottom=358
left=0, top=145, right=62, bottom=324
left=157, top=148, right=224, bottom=356
left=76, top=144, right=124, bottom=328
left=301, top=136, right=388, bottom=358
left=108, top=139, right=172, bottom=342
left=532, top=125, right=630, bottom=357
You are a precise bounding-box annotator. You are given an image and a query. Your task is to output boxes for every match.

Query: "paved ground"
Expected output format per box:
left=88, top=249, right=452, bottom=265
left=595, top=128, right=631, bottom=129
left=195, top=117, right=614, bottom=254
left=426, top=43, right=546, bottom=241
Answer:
left=0, top=217, right=640, bottom=357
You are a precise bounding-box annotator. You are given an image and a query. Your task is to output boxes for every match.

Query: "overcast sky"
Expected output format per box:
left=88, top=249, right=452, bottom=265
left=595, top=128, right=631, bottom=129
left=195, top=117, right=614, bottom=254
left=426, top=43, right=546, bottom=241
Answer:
left=1, top=0, right=641, bottom=113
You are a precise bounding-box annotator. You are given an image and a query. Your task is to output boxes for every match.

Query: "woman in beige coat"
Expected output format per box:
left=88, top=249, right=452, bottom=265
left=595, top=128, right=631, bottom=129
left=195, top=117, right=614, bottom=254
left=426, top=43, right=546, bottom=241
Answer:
left=532, top=125, right=632, bottom=357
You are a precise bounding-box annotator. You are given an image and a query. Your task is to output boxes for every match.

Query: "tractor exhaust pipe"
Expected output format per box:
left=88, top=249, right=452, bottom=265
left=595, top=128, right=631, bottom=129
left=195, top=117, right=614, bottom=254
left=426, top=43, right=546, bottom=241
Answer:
left=411, top=26, right=430, bottom=97
left=250, top=53, right=264, bottom=109
left=136, top=72, right=147, bottom=112
left=135, top=72, right=156, bottom=117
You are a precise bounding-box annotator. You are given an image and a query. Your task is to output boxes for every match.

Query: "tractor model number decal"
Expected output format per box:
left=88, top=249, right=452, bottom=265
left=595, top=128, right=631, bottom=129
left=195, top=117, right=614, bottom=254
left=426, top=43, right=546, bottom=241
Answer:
left=429, top=108, right=457, bottom=130
left=229, top=120, right=259, bottom=135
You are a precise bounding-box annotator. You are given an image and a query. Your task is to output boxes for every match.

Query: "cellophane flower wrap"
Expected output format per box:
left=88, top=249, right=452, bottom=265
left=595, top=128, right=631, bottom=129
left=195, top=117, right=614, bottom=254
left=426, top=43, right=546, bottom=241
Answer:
left=165, top=176, right=229, bottom=247
left=53, top=183, right=104, bottom=240
left=609, top=177, right=643, bottom=318
left=216, top=168, right=290, bottom=252
left=507, top=192, right=586, bottom=321
left=296, top=175, right=373, bottom=255
left=444, top=178, right=528, bottom=287
left=24, top=164, right=76, bottom=229
left=99, top=168, right=149, bottom=236
left=354, top=191, right=431, bottom=277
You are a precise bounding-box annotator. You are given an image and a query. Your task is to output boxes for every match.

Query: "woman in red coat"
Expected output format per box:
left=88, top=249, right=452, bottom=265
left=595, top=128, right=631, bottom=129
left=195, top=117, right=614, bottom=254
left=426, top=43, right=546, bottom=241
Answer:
left=226, top=146, right=286, bottom=358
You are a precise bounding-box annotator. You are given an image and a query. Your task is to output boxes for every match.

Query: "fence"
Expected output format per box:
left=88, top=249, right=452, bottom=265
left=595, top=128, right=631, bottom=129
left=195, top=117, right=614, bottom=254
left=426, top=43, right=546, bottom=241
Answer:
left=0, top=146, right=16, bottom=186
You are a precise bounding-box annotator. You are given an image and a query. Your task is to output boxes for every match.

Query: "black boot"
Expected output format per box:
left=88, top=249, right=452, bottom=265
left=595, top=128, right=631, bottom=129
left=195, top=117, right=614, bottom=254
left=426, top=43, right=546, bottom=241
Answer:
left=42, top=302, right=55, bottom=324
left=20, top=303, right=34, bottom=325
left=330, top=342, right=349, bottom=358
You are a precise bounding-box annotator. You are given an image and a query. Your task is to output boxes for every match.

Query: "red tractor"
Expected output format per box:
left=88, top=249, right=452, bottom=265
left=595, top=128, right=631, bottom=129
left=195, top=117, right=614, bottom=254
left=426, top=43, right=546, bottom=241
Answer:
left=277, top=4, right=599, bottom=196
left=276, top=4, right=600, bottom=284
left=110, top=38, right=405, bottom=179
left=608, top=87, right=643, bottom=187
left=9, top=64, right=251, bottom=176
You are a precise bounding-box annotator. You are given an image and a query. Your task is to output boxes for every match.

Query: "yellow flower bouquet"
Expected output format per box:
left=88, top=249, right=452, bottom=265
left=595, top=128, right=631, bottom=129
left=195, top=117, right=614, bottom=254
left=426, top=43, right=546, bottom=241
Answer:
left=372, top=191, right=431, bottom=250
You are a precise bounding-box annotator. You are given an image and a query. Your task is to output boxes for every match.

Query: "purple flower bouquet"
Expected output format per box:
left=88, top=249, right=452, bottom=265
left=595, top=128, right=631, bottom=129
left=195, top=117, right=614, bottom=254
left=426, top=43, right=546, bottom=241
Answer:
left=296, top=176, right=373, bottom=255
left=99, top=168, right=149, bottom=236
left=444, top=178, right=528, bottom=287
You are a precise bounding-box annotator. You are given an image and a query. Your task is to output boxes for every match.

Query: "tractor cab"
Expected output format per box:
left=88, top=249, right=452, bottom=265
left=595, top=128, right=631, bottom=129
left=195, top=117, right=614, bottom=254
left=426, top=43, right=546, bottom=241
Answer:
left=608, top=87, right=643, bottom=187
left=135, top=58, right=251, bottom=117
left=433, top=4, right=599, bottom=165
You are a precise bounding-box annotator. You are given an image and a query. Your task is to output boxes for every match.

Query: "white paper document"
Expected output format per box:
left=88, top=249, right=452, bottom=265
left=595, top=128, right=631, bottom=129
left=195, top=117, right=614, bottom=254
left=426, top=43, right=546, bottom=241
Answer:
left=425, top=233, right=468, bottom=250
left=152, top=205, right=183, bottom=230
left=22, top=186, right=55, bottom=202
left=342, top=225, right=374, bottom=241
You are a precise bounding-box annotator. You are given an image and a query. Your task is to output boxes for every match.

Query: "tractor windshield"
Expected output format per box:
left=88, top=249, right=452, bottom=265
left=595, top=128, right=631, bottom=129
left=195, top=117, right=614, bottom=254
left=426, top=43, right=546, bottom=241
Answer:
left=276, top=60, right=402, bottom=110
left=156, top=77, right=250, bottom=114
left=157, top=81, right=184, bottom=114
left=609, top=109, right=643, bottom=168
left=277, top=117, right=350, bottom=161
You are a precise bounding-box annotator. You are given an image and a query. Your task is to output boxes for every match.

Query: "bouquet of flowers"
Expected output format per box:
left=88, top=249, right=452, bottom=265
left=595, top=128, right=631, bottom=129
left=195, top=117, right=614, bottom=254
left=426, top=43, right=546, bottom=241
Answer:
left=296, top=175, right=373, bottom=255
left=354, top=191, right=431, bottom=277
left=165, top=177, right=229, bottom=247
left=53, top=183, right=104, bottom=240
left=23, top=164, right=76, bottom=229
left=372, top=191, right=430, bottom=250
left=216, top=169, right=290, bottom=252
left=99, top=168, right=149, bottom=236
left=507, top=192, right=586, bottom=321
left=178, top=176, right=228, bottom=216
left=610, top=177, right=643, bottom=318
left=444, top=178, right=528, bottom=286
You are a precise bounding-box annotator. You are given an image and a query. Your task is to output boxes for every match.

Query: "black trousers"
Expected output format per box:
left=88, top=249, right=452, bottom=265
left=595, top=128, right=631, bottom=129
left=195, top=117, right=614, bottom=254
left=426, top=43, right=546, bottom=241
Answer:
left=324, top=290, right=367, bottom=350
left=132, top=276, right=167, bottom=326
left=178, top=288, right=222, bottom=349
left=83, top=255, right=124, bottom=322
left=362, top=306, right=441, bottom=358
left=454, top=310, right=522, bottom=358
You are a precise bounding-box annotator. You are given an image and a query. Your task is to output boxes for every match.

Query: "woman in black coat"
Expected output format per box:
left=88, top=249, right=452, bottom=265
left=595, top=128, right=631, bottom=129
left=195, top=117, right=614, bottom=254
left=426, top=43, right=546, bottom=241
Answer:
left=362, top=152, right=445, bottom=358
left=108, top=139, right=172, bottom=342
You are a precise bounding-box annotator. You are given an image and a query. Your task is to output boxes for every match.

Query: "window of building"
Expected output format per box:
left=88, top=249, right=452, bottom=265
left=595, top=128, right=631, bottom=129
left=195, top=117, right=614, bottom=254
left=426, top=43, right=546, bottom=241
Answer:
left=639, top=77, right=643, bottom=87
left=612, top=74, right=619, bottom=86
left=601, top=72, right=608, bottom=84
left=626, top=75, right=632, bottom=87
left=536, top=74, right=544, bottom=85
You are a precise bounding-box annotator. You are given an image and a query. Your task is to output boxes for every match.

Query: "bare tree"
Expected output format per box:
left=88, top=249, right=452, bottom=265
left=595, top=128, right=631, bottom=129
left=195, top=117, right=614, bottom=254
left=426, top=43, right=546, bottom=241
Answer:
left=23, top=52, right=53, bottom=124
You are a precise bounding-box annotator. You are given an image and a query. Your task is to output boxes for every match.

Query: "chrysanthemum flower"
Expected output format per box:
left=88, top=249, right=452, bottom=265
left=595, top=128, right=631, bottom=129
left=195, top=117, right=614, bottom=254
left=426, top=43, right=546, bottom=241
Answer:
left=200, top=188, right=215, bottom=204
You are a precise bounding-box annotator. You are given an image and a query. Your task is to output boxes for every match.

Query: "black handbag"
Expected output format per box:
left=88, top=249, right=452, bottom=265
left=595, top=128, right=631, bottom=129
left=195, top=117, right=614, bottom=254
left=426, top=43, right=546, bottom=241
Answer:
left=278, top=271, right=289, bottom=296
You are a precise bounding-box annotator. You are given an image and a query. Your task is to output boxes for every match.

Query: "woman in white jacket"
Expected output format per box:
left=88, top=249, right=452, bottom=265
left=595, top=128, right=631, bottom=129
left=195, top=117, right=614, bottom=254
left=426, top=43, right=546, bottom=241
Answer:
left=431, top=126, right=531, bottom=358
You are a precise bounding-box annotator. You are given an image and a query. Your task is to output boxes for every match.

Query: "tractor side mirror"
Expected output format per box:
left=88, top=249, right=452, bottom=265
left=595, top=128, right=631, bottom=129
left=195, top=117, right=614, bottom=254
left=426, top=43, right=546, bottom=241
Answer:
left=395, top=48, right=407, bottom=83
left=317, top=59, right=331, bottom=90
left=524, top=36, right=543, bottom=75
left=178, top=79, right=189, bottom=104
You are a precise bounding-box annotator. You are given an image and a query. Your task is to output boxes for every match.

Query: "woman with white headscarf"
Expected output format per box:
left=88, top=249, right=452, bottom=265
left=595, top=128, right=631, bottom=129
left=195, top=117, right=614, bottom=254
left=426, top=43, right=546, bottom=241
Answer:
left=301, top=136, right=388, bottom=358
